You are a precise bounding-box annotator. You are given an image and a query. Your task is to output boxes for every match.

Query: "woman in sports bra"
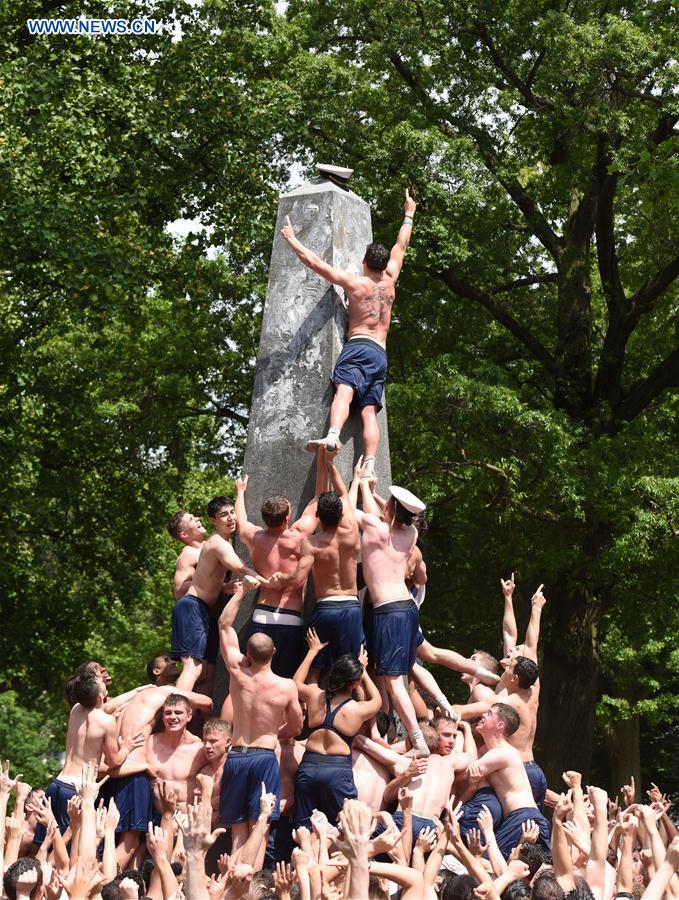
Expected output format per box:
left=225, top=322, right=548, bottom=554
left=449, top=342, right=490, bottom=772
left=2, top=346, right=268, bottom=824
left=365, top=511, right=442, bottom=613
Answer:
left=292, top=628, right=382, bottom=828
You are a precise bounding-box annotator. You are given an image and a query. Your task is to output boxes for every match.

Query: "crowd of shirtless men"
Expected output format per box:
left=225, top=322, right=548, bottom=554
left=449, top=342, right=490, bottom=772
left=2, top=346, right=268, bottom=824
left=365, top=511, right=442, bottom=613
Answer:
left=3, top=195, right=678, bottom=899
left=3, top=452, right=678, bottom=900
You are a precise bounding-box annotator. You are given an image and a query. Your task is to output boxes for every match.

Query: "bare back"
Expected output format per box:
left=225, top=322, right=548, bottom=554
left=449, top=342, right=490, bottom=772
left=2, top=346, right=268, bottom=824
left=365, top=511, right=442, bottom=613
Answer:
left=250, top=528, right=307, bottom=611
left=310, top=519, right=359, bottom=598
left=345, top=274, right=396, bottom=348
left=61, top=705, right=114, bottom=777
left=503, top=686, right=539, bottom=761
left=191, top=533, right=244, bottom=606
left=230, top=666, right=298, bottom=749
left=360, top=517, right=416, bottom=605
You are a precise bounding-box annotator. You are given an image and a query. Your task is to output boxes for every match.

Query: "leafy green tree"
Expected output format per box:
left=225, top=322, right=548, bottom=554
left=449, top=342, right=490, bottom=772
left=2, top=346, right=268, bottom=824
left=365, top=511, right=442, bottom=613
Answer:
left=282, top=0, right=679, bottom=782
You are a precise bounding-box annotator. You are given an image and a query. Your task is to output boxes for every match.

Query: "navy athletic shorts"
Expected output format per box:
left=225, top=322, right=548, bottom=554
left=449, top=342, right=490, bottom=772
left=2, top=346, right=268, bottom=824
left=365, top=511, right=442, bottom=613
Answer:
left=524, top=761, right=548, bottom=811
left=495, top=807, right=550, bottom=859
left=371, top=599, right=420, bottom=675
left=239, top=606, right=306, bottom=679
left=308, top=599, right=365, bottom=671
left=33, top=778, right=77, bottom=846
left=294, top=751, right=357, bottom=829
left=97, top=773, right=154, bottom=833
left=459, top=786, right=503, bottom=838
left=332, top=338, right=387, bottom=411
left=220, top=747, right=280, bottom=825
left=171, top=593, right=214, bottom=662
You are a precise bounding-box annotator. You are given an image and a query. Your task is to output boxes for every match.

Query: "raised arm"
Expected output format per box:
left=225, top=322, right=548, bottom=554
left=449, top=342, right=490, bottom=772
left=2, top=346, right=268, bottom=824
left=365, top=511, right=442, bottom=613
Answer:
left=281, top=218, right=362, bottom=292
left=293, top=629, right=328, bottom=703
left=359, top=478, right=382, bottom=518
left=218, top=580, right=258, bottom=671
left=356, top=647, right=383, bottom=719
left=524, top=585, right=546, bottom=662
left=234, top=475, right=259, bottom=546
left=385, top=190, right=417, bottom=283
left=500, top=573, right=518, bottom=657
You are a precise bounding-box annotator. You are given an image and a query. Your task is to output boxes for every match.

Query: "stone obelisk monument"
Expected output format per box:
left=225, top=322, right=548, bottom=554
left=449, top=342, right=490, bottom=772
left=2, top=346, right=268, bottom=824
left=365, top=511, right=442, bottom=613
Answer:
left=241, top=166, right=392, bottom=525
left=213, top=168, right=393, bottom=708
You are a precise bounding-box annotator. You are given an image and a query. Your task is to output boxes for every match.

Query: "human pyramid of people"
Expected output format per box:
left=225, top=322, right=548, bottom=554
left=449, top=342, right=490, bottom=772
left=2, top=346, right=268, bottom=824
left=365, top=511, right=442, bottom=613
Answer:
left=3, top=193, right=677, bottom=900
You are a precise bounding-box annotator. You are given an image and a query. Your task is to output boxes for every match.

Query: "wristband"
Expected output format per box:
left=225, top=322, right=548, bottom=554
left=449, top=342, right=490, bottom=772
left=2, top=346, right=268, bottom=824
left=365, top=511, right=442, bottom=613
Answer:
left=403, top=217, right=414, bottom=225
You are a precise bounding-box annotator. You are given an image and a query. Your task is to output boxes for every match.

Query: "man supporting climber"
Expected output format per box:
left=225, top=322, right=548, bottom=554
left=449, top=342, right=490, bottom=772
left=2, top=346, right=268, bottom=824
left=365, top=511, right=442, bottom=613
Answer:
left=281, top=190, right=417, bottom=478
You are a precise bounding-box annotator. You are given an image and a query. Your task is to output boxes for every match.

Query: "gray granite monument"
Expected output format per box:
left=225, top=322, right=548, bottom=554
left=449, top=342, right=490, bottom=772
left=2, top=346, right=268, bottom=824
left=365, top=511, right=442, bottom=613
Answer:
left=241, top=167, right=392, bottom=527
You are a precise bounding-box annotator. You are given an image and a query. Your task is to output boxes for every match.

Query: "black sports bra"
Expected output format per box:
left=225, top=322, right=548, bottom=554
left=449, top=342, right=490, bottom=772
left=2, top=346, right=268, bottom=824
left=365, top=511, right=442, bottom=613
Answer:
left=307, top=696, right=355, bottom=751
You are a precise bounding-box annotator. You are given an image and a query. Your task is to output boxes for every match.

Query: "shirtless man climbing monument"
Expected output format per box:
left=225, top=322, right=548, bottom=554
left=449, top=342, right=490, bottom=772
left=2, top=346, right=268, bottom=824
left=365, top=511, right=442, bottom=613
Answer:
left=281, top=189, right=417, bottom=477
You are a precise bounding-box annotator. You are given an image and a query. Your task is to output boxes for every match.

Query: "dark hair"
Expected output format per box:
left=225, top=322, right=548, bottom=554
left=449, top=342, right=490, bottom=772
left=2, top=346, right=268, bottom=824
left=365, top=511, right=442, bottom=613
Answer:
left=101, top=879, right=122, bottom=900
left=166, top=510, right=190, bottom=539
left=65, top=660, right=100, bottom=705
left=368, top=874, right=389, bottom=898
left=207, top=496, right=234, bottom=518
left=317, top=491, right=343, bottom=527
left=146, top=655, right=165, bottom=683
left=120, top=871, right=145, bottom=894
left=514, top=656, right=539, bottom=689
left=532, top=871, right=565, bottom=900
left=139, top=857, right=154, bottom=892
left=393, top=498, right=414, bottom=526
left=163, top=693, right=191, bottom=712
left=72, top=671, right=102, bottom=708
left=326, top=654, right=363, bottom=697
left=439, top=873, right=480, bottom=900
left=502, top=881, right=531, bottom=899
left=375, top=711, right=389, bottom=736
left=261, top=495, right=290, bottom=527
left=492, top=702, right=520, bottom=736
left=565, top=885, right=595, bottom=900
left=519, top=841, right=549, bottom=878
left=364, top=242, right=389, bottom=271
left=3, top=858, right=42, bottom=900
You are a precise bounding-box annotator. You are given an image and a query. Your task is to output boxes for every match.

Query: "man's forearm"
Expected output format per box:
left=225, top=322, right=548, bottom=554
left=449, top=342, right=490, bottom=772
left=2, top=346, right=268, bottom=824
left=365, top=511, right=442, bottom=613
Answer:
left=184, top=847, right=207, bottom=900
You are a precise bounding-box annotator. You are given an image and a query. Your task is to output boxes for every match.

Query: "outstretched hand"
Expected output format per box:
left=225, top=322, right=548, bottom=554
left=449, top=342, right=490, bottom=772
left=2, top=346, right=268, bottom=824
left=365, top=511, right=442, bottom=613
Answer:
left=305, top=627, right=329, bottom=655
left=281, top=215, right=295, bottom=242
left=500, top=573, right=515, bottom=600
left=404, top=189, right=417, bottom=216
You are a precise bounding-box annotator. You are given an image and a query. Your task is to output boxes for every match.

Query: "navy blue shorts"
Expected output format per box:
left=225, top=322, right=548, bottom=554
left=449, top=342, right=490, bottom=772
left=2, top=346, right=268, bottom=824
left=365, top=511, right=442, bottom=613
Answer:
left=495, top=807, right=550, bottom=859
left=220, top=748, right=280, bottom=825
left=524, top=761, right=548, bottom=811
left=171, top=593, right=213, bottom=662
left=308, top=600, right=365, bottom=671
left=374, top=809, right=436, bottom=861
left=459, top=786, right=503, bottom=838
left=332, top=338, right=387, bottom=411
left=294, top=751, right=356, bottom=829
left=371, top=599, right=420, bottom=675
left=98, top=773, right=153, bottom=833
left=34, top=778, right=77, bottom=846
left=240, top=607, right=306, bottom=679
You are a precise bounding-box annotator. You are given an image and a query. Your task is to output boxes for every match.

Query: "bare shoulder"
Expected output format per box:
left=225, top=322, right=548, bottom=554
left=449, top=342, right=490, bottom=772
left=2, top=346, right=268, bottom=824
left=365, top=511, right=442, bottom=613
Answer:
left=184, top=733, right=205, bottom=747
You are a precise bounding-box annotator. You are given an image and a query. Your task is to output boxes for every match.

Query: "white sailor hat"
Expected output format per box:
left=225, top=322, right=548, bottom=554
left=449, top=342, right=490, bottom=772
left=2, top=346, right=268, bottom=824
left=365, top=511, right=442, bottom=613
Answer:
left=389, top=485, right=426, bottom=514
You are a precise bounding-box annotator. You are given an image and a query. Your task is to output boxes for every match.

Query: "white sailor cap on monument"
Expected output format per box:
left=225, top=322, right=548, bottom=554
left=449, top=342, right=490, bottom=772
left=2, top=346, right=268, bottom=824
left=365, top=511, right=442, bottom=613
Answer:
left=389, top=485, right=426, bottom=514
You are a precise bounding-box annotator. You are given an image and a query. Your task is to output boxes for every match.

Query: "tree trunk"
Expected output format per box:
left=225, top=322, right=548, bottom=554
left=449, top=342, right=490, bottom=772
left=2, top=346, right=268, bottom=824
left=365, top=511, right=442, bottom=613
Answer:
left=535, top=578, right=602, bottom=788
left=603, top=715, right=641, bottom=801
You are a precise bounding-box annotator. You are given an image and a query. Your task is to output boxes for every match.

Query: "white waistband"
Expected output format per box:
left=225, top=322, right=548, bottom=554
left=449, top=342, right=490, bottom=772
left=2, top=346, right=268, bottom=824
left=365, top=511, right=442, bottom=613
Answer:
left=252, top=609, right=303, bottom=627
left=57, top=774, right=82, bottom=787
left=317, top=595, right=359, bottom=603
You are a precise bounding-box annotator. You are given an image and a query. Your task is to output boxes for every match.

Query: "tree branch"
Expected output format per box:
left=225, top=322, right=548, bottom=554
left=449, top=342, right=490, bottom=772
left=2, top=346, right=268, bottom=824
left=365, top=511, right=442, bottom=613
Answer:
left=474, top=22, right=553, bottom=112
left=627, top=252, right=679, bottom=323
left=614, top=346, right=679, bottom=425
left=492, top=273, right=559, bottom=293
left=430, top=265, right=559, bottom=377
